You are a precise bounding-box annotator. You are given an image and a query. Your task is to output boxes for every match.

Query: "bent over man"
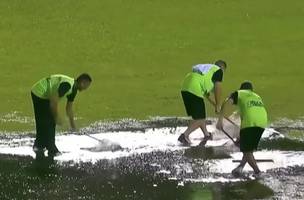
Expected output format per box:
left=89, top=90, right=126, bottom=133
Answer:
left=178, top=60, right=227, bottom=145
left=217, top=81, right=268, bottom=176
left=31, top=73, right=92, bottom=156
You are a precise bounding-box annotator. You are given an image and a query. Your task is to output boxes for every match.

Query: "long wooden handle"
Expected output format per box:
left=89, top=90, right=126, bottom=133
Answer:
left=84, top=133, right=104, bottom=143
left=206, top=97, right=239, bottom=127
left=222, top=128, right=239, bottom=146
left=232, top=159, right=274, bottom=163
left=224, top=117, right=238, bottom=127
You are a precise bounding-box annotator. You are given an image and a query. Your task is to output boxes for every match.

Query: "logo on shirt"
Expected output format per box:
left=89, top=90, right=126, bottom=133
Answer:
left=247, top=100, right=264, bottom=108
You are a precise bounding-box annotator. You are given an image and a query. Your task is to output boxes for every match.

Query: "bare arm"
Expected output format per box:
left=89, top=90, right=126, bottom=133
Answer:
left=214, top=82, right=222, bottom=113
left=66, top=101, right=76, bottom=131
left=216, top=97, right=234, bottom=130
left=205, top=94, right=216, bottom=106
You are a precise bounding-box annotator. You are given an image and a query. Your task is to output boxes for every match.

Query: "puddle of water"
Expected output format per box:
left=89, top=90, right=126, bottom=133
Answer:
left=0, top=124, right=282, bottom=163
left=1, top=123, right=302, bottom=182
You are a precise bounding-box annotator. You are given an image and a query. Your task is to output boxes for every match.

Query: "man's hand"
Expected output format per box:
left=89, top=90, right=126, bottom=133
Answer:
left=235, top=138, right=240, bottom=147
left=215, top=105, right=221, bottom=114
left=66, top=101, right=77, bottom=132
left=216, top=119, right=223, bottom=130
left=205, top=95, right=220, bottom=114
left=214, top=82, right=222, bottom=113
left=69, top=127, right=77, bottom=133
left=55, top=116, right=64, bottom=126
left=69, top=121, right=77, bottom=133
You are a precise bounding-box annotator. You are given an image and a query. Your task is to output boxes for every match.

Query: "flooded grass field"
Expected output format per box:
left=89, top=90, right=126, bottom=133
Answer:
left=1, top=118, right=304, bottom=199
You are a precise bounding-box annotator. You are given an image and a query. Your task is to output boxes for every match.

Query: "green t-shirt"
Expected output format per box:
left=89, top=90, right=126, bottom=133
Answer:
left=31, top=74, right=75, bottom=100
left=181, top=64, right=222, bottom=98
left=230, top=90, right=268, bottom=129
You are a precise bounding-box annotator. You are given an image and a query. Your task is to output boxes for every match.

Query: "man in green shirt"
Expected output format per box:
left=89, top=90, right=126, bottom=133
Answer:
left=31, top=73, right=92, bottom=157
left=217, top=81, right=268, bottom=176
left=178, top=60, right=227, bottom=145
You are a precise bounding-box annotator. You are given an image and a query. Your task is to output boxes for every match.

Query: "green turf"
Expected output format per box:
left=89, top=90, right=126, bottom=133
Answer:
left=1, top=0, right=304, bottom=131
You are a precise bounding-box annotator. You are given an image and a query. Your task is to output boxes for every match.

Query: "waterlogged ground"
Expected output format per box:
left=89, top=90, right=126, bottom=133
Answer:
left=0, top=118, right=304, bottom=199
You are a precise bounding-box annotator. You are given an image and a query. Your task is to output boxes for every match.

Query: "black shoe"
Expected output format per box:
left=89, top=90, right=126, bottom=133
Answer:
left=232, top=167, right=243, bottom=177
left=47, top=146, right=61, bottom=157
left=33, top=146, right=45, bottom=157
left=198, top=133, right=212, bottom=146
left=34, top=149, right=45, bottom=160
left=48, top=151, right=61, bottom=157
left=253, top=171, right=261, bottom=179
left=178, top=134, right=190, bottom=145
left=33, top=146, right=44, bottom=153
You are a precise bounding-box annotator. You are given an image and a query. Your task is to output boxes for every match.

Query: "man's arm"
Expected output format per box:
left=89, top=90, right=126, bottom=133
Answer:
left=49, top=82, right=72, bottom=126
left=214, top=82, right=222, bottom=113
left=205, top=93, right=215, bottom=106
left=205, top=92, right=220, bottom=112
left=66, top=101, right=76, bottom=131
left=211, top=69, right=223, bottom=113
left=216, top=97, right=234, bottom=130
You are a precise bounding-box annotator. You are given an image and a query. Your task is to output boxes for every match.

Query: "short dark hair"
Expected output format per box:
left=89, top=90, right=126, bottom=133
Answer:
left=76, top=73, right=92, bottom=82
left=240, top=81, right=253, bottom=90
left=214, top=60, right=227, bottom=69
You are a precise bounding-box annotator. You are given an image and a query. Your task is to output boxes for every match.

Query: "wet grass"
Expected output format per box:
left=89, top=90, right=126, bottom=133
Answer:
left=0, top=154, right=275, bottom=200
left=260, top=137, right=304, bottom=151
left=219, top=181, right=274, bottom=200
left=184, top=146, right=232, bottom=160
left=1, top=0, right=304, bottom=131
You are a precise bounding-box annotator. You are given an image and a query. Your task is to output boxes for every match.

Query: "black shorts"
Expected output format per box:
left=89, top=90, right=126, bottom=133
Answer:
left=240, top=127, right=264, bottom=152
left=181, top=91, right=206, bottom=120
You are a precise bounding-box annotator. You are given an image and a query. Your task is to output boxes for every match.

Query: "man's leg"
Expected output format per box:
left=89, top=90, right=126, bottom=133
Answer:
left=33, top=118, right=45, bottom=151
left=46, top=120, right=59, bottom=156
left=31, top=93, right=47, bottom=153
left=45, top=106, right=60, bottom=156
left=241, top=127, right=263, bottom=174
left=232, top=154, right=247, bottom=176
left=200, top=124, right=208, bottom=136
left=179, top=91, right=206, bottom=145
left=198, top=122, right=212, bottom=145
left=245, top=152, right=261, bottom=174
left=246, top=127, right=264, bottom=174
left=181, top=119, right=205, bottom=143
left=33, top=117, right=48, bottom=159
left=232, top=129, right=248, bottom=175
